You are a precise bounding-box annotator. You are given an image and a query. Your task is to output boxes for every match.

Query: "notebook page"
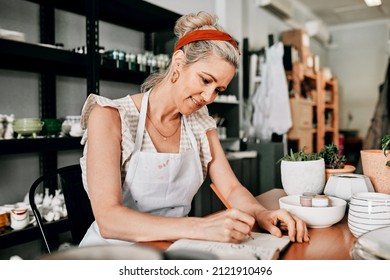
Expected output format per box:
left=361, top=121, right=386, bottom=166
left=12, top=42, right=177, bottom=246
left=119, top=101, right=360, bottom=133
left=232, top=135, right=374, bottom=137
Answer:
left=166, top=232, right=290, bottom=260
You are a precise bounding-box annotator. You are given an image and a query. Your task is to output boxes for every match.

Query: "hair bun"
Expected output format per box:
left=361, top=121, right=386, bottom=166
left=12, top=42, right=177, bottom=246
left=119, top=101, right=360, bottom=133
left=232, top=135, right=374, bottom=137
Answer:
left=174, top=11, right=221, bottom=38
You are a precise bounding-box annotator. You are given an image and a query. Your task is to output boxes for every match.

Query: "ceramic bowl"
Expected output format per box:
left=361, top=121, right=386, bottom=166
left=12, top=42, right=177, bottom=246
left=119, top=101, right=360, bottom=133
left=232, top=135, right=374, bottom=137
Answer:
left=324, top=174, right=375, bottom=201
left=42, top=118, right=62, bottom=135
left=279, top=195, right=346, bottom=228
left=13, top=118, right=44, bottom=136
left=13, top=118, right=41, bottom=125
left=351, top=226, right=390, bottom=260
left=13, top=125, right=43, bottom=136
left=348, top=192, right=390, bottom=237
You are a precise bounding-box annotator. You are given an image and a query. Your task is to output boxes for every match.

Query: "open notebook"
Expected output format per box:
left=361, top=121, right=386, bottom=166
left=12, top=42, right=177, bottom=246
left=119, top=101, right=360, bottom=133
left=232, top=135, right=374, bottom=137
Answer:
left=166, top=232, right=290, bottom=260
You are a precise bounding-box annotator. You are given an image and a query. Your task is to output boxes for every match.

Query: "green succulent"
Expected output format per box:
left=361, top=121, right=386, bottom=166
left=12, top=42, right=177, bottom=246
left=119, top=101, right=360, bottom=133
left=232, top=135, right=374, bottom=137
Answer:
left=278, top=148, right=321, bottom=163
left=318, top=143, right=346, bottom=169
left=382, top=135, right=390, bottom=167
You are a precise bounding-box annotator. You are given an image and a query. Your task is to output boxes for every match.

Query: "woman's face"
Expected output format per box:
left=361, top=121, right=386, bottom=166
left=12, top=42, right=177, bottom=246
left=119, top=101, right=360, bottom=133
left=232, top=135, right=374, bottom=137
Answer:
left=175, top=55, right=235, bottom=115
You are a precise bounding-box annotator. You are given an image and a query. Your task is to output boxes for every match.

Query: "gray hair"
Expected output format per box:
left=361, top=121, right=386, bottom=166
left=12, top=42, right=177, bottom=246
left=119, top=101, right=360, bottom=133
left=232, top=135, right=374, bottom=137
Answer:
left=141, top=11, right=239, bottom=93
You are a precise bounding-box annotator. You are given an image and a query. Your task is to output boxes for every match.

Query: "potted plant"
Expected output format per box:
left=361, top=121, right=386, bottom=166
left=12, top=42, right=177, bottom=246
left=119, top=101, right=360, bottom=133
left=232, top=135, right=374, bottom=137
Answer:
left=360, top=134, right=390, bottom=194
left=318, top=143, right=356, bottom=181
left=278, top=148, right=325, bottom=196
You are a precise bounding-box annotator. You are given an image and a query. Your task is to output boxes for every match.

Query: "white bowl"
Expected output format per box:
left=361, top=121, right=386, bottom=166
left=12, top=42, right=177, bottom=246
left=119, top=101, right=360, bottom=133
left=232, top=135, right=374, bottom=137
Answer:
left=324, top=174, right=374, bottom=201
left=353, top=226, right=390, bottom=260
left=348, top=207, right=390, bottom=220
left=348, top=220, right=390, bottom=238
left=348, top=213, right=390, bottom=227
left=350, top=192, right=390, bottom=205
left=348, top=192, right=390, bottom=237
left=349, top=202, right=390, bottom=214
left=279, top=195, right=346, bottom=228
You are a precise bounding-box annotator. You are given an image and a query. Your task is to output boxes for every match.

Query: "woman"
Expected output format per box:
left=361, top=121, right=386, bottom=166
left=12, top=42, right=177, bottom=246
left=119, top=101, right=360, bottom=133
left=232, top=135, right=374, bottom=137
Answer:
left=79, top=11, right=309, bottom=246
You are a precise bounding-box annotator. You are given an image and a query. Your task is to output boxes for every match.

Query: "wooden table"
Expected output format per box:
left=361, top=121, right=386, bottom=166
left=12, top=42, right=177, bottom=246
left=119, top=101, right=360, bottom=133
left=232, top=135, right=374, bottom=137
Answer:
left=142, top=188, right=356, bottom=260
left=256, top=188, right=356, bottom=260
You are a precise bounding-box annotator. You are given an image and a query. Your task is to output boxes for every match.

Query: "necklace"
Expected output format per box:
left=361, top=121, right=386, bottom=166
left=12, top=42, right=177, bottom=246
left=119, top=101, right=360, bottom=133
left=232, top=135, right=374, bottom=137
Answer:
left=146, top=113, right=181, bottom=141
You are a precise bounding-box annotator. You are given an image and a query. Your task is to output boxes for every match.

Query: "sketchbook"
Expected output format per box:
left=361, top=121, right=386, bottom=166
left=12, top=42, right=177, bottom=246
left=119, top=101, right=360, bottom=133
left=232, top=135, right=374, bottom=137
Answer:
left=166, top=232, right=290, bottom=260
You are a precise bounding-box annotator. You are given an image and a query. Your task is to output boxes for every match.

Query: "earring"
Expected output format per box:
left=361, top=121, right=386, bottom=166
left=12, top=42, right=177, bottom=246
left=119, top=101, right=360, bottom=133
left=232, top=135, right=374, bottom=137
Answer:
left=171, top=70, right=180, bottom=83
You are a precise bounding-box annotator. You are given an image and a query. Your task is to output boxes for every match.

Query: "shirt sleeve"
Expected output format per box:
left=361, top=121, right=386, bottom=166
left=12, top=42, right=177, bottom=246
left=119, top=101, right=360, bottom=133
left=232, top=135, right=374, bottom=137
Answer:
left=79, top=94, right=136, bottom=193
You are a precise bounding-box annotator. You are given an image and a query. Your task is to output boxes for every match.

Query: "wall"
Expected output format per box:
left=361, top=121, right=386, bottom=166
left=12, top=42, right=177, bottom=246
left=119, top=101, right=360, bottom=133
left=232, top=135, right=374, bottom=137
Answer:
left=328, top=20, right=389, bottom=138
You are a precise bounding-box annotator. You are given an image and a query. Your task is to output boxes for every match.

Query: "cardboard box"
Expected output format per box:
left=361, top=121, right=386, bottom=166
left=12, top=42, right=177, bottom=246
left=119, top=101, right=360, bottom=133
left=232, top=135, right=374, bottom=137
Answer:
left=282, top=29, right=311, bottom=64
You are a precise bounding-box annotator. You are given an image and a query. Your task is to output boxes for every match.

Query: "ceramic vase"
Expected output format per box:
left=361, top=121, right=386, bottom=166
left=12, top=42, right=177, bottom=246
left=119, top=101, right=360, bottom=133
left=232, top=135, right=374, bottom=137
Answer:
left=360, top=150, right=390, bottom=194
left=281, top=158, right=325, bottom=195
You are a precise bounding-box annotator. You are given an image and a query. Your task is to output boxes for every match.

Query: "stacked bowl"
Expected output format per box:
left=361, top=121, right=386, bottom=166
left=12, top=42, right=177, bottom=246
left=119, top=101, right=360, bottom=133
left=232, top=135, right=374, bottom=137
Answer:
left=348, top=192, right=390, bottom=238
left=13, top=118, right=44, bottom=138
left=42, top=118, right=62, bottom=136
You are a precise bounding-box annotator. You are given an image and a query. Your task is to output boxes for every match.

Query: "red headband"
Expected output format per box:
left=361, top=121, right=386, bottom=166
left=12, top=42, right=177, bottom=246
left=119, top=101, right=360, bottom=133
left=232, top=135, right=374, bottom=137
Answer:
left=174, top=29, right=239, bottom=52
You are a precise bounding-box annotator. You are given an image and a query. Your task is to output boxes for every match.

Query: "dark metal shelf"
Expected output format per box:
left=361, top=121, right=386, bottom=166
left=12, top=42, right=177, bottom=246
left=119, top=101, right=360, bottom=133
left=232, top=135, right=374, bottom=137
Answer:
left=100, top=64, right=149, bottom=84
left=26, top=0, right=181, bottom=32
left=0, top=137, right=83, bottom=155
left=0, top=39, right=86, bottom=77
left=0, top=218, right=69, bottom=249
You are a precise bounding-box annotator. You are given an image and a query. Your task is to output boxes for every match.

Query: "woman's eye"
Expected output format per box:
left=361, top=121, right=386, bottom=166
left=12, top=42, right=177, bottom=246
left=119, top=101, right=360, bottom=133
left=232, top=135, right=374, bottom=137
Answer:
left=215, top=88, right=222, bottom=94
left=203, top=78, right=210, bottom=84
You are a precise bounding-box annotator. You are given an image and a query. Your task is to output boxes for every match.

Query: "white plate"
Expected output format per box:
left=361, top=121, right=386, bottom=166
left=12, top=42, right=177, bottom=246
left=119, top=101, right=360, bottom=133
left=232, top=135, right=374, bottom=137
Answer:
left=354, top=226, right=390, bottom=259
left=279, top=195, right=346, bottom=228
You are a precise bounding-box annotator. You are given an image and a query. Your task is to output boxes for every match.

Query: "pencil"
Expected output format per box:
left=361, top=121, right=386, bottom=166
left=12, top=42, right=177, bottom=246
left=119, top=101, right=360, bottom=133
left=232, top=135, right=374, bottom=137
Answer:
left=210, top=183, right=253, bottom=239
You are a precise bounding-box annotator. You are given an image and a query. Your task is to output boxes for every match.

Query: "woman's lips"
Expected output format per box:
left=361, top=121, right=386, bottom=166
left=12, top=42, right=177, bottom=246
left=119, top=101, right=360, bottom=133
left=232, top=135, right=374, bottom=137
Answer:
left=190, top=96, right=202, bottom=107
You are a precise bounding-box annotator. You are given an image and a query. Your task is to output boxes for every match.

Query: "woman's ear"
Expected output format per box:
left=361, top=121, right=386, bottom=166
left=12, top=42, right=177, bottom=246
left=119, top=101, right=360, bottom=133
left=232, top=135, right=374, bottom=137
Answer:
left=172, top=50, right=185, bottom=69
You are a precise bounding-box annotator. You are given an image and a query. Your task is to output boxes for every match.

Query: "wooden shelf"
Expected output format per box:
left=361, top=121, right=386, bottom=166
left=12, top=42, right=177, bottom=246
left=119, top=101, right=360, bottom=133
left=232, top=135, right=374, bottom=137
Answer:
left=287, top=62, right=339, bottom=152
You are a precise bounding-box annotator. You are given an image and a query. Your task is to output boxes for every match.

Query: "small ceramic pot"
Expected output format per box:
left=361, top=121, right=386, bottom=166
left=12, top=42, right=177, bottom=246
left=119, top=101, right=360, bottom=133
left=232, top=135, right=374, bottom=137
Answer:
left=324, top=174, right=374, bottom=201
left=10, top=208, right=29, bottom=230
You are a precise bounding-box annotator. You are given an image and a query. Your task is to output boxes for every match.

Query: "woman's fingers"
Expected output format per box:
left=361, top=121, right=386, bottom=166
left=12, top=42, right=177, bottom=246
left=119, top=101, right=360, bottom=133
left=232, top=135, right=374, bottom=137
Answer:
left=257, top=209, right=309, bottom=243
left=204, top=208, right=255, bottom=242
left=292, top=215, right=310, bottom=242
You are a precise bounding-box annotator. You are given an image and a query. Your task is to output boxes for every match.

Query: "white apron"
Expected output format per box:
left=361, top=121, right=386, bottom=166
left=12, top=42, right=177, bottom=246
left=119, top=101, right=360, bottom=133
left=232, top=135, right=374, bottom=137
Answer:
left=79, top=90, right=204, bottom=246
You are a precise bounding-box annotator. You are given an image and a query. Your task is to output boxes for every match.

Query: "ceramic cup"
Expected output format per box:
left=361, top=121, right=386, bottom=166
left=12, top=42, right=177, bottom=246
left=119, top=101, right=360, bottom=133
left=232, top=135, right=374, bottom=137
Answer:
left=10, top=208, right=29, bottom=230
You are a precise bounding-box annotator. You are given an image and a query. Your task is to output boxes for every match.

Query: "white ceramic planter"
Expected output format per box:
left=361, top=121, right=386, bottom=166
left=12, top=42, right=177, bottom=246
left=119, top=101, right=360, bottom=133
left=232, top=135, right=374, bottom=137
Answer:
left=281, top=158, right=325, bottom=195
left=324, top=174, right=374, bottom=201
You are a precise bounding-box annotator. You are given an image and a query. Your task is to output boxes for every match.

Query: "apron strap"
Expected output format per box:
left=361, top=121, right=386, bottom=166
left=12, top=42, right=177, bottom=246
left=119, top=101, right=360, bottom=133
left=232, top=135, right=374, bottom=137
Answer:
left=134, top=90, right=150, bottom=151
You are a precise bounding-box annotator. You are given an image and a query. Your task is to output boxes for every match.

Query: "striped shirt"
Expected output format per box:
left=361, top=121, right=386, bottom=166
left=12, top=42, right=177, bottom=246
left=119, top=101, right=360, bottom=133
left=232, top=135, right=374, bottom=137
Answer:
left=79, top=93, right=216, bottom=193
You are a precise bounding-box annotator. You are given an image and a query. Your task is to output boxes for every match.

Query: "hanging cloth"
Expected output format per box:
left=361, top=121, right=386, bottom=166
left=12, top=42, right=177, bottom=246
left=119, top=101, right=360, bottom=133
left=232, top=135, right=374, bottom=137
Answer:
left=252, top=42, right=292, bottom=141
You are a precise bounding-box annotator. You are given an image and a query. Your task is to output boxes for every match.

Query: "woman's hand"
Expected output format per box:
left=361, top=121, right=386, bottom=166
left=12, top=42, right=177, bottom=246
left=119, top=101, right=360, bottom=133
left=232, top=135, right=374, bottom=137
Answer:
left=255, top=209, right=310, bottom=243
left=197, top=208, right=256, bottom=243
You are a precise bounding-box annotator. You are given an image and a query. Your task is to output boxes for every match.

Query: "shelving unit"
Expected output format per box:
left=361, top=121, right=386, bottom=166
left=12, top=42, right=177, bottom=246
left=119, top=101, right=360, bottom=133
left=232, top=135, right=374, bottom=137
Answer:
left=0, top=0, right=181, bottom=250
left=287, top=62, right=339, bottom=152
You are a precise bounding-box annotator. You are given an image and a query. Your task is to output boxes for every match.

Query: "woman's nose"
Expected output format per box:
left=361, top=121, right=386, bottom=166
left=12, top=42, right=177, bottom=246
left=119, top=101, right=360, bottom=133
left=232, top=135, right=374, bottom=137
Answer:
left=201, top=89, right=214, bottom=103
